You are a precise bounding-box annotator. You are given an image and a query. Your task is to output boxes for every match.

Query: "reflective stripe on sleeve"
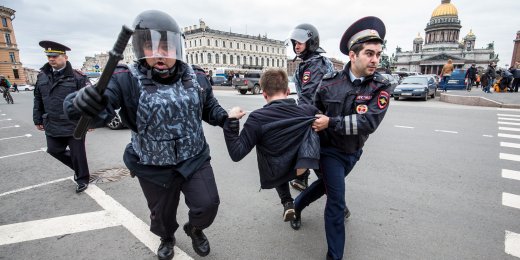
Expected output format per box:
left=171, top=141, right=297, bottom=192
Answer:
left=352, top=114, right=358, bottom=135
left=344, top=114, right=358, bottom=135
left=344, top=115, right=351, bottom=135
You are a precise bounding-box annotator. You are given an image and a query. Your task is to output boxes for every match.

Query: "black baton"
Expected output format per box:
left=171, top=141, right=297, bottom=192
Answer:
left=73, top=25, right=134, bottom=140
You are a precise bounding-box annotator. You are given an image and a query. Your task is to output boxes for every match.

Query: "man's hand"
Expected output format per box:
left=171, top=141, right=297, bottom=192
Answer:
left=229, top=106, right=246, bottom=119
left=312, top=114, right=329, bottom=132
left=73, top=86, right=107, bottom=117
left=36, top=124, right=44, bottom=131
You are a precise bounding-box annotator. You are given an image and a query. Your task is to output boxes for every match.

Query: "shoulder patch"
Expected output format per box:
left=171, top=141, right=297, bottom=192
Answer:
left=377, top=91, right=390, bottom=109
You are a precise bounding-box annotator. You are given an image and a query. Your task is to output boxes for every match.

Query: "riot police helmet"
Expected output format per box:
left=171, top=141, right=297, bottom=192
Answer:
left=287, top=23, right=325, bottom=57
left=131, top=10, right=185, bottom=63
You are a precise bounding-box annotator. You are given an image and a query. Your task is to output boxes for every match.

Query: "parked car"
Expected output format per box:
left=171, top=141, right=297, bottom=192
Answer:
left=211, top=76, right=227, bottom=86
left=288, top=76, right=297, bottom=94
left=443, top=69, right=466, bottom=90
left=379, top=73, right=399, bottom=94
left=18, top=84, right=35, bottom=91
left=232, top=72, right=262, bottom=94
left=392, top=75, right=437, bottom=101
left=106, top=110, right=125, bottom=130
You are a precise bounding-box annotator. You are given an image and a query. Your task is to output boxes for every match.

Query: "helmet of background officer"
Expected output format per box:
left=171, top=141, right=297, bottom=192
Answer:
left=340, top=16, right=386, bottom=77
left=132, top=10, right=185, bottom=78
left=287, top=23, right=325, bottom=59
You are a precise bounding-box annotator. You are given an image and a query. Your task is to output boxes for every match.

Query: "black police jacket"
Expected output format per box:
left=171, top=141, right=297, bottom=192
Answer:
left=33, top=61, right=90, bottom=137
left=223, top=99, right=320, bottom=189
left=64, top=62, right=228, bottom=185
left=294, top=53, right=333, bottom=105
left=315, top=63, right=391, bottom=154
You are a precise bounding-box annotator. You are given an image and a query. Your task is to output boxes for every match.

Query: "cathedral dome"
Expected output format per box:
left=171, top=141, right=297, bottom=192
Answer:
left=431, top=0, right=458, bottom=17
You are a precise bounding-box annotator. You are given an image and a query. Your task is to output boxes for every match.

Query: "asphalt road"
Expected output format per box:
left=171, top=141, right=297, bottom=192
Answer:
left=0, top=90, right=519, bottom=260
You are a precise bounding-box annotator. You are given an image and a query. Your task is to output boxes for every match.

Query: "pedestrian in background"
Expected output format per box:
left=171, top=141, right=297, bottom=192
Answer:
left=465, top=63, right=477, bottom=91
left=65, top=10, right=228, bottom=260
left=440, top=59, right=454, bottom=92
left=12, top=82, right=18, bottom=92
left=484, top=62, right=497, bottom=93
left=287, top=23, right=334, bottom=192
left=33, top=40, right=91, bottom=193
left=510, top=62, right=520, bottom=92
left=292, top=16, right=391, bottom=260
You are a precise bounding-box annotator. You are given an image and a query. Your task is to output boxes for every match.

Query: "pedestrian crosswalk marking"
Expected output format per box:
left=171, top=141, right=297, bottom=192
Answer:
left=498, top=117, right=520, bottom=122
left=505, top=230, right=520, bottom=258
left=501, top=142, right=520, bottom=149
left=499, top=127, right=520, bottom=132
left=503, top=192, right=520, bottom=210
left=500, top=153, right=520, bottom=162
left=498, top=114, right=520, bottom=118
left=499, top=121, right=520, bottom=126
left=498, top=133, right=520, bottom=140
left=502, top=169, right=520, bottom=181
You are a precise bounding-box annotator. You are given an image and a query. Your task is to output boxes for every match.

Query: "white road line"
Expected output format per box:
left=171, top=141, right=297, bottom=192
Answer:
left=501, top=142, right=520, bottom=149
left=499, top=121, right=520, bottom=126
left=498, top=117, right=520, bottom=122
left=394, top=125, right=415, bottom=129
left=500, top=153, right=520, bottom=162
left=434, top=129, right=458, bottom=134
left=86, top=184, right=192, bottom=259
left=498, top=113, right=520, bottom=118
left=0, top=118, right=12, bottom=121
left=0, top=124, right=20, bottom=129
left=0, top=211, right=120, bottom=246
left=503, top=192, right=520, bottom=210
left=0, top=147, right=46, bottom=160
left=0, top=177, right=71, bottom=197
left=0, top=134, right=32, bottom=141
left=502, top=169, right=520, bottom=181
left=499, top=127, right=520, bottom=132
left=498, top=133, right=520, bottom=140
left=506, top=230, right=520, bottom=258
left=483, top=135, right=493, bottom=138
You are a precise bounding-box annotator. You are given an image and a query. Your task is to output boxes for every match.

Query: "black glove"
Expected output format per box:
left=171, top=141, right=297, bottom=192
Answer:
left=73, top=86, right=108, bottom=118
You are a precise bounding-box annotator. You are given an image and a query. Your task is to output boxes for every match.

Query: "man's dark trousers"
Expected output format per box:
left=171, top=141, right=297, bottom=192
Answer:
left=46, top=136, right=89, bottom=184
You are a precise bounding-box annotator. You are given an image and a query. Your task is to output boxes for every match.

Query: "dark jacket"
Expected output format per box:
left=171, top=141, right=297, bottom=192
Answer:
left=64, top=62, right=228, bottom=186
left=34, top=61, right=90, bottom=137
left=485, top=65, right=497, bottom=80
left=223, top=98, right=320, bottom=189
left=315, top=62, right=391, bottom=154
left=294, top=53, right=334, bottom=105
left=465, top=66, right=478, bottom=80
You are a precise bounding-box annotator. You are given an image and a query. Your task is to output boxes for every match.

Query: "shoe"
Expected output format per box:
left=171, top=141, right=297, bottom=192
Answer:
left=290, top=210, right=301, bottom=230
left=157, top=237, right=175, bottom=260
left=183, top=222, right=210, bottom=256
left=283, top=201, right=296, bottom=222
left=76, top=183, right=88, bottom=193
left=345, top=205, right=351, bottom=219
left=290, top=179, right=307, bottom=192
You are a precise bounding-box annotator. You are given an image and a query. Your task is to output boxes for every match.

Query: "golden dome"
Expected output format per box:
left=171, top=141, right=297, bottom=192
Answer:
left=467, top=29, right=475, bottom=36
left=431, top=0, right=458, bottom=17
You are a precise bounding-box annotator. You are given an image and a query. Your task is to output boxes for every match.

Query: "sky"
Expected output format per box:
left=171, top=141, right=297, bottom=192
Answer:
left=2, top=0, right=519, bottom=70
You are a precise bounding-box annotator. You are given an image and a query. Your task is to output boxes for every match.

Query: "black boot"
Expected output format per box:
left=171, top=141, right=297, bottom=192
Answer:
left=183, top=222, right=210, bottom=256
left=290, top=210, right=301, bottom=230
left=157, top=237, right=175, bottom=260
left=345, top=205, right=351, bottom=219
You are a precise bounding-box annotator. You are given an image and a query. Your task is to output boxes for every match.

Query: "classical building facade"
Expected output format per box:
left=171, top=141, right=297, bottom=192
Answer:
left=183, top=20, right=286, bottom=75
left=512, top=31, right=520, bottom=67
left=0, top=6, right=27, bottom=85
left=81, top=44, right=134, bottom=72
left=394, top=0, right=498, bottom=74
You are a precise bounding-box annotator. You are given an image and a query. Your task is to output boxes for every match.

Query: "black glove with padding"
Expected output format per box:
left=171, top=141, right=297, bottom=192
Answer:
left=73, top=86, right=108, bottom=118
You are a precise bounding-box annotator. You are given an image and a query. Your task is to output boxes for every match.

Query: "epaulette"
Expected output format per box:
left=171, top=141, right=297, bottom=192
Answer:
left=191, top=64, right=204, bottom=73
left=322, top=71, right=338, bottom=80
left=372, top=72, right=389, bottom=84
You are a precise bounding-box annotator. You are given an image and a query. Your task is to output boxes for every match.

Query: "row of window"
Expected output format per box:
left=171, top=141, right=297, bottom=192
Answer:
left=5, top=32, right=11, bottom=45
left=187, top=52, right=285, bottom=67
left=2, top=18, right=7, bottom=27
left=187, top=38, right=285, bottom=54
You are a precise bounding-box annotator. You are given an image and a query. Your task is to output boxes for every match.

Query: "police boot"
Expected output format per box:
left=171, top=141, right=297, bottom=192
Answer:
left=183, top=222, right=210, bottom=256
left=157, top=236, right=175, bottom=260
left=290, top=210, right=301, bottom=230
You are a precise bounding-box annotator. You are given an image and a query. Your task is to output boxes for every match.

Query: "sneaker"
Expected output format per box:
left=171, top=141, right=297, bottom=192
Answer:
left=290, top=179, right=307, bottom=192
left=283, top=201, right=296, bottom=222
left=157, top=237, right=175, bottom=260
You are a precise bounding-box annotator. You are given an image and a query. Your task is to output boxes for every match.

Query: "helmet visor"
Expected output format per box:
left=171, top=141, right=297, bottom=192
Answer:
left=287, top=28, right=312, bottom=44
left=132, top=29, right=184, bottom=61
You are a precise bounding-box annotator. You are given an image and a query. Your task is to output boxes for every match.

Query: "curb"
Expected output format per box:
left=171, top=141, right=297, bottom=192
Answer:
left=439, top=92, right=520, bottom=109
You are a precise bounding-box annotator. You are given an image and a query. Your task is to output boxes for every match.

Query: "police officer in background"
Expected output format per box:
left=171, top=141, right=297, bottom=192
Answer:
left=33, top=41, right=91, bottom=193
left=64, top=10, right=228, bottom=260
left=287, top=23, right=334, bottom=192
left=291, top=17, right=391, bottom=260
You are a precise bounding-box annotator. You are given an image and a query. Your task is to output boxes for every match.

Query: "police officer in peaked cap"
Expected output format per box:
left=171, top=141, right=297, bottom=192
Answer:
left=292, top=16, right=392, bottom=260
left=33, top=40, right=92, bottom=193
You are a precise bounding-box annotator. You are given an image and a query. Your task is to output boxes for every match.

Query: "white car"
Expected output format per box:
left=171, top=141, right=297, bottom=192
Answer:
left=288, top=76, right=297, bottom=94
left=18, top=84, right=35, bottom=91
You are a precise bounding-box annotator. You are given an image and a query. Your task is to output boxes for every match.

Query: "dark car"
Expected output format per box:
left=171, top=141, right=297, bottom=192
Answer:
left=444, top=69, right=466, bottom=90
left=393, top=75, right=437, bottom=101
left=211, top=76, right=227, bottom=86
left=379, top=73, right=398, bottom=94
left=232, top=72, right=262, bottom=94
